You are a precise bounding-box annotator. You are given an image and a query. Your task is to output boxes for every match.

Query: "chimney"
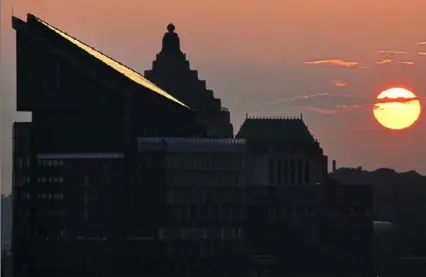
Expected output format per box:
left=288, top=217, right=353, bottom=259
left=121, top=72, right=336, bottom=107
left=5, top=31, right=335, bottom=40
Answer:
left=332, top=160, right=337, bottom=173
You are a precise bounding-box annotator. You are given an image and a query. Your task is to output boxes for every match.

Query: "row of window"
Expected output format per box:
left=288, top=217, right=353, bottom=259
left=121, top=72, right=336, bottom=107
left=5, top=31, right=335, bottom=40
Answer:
left=256, top=206, right=367, bottom=217
left=36, top=193, right=64, bottom=200
left=38, top=159, right=64, bottom=167
left=14, top=176, right=30, bottom=187
left=269, top=159, right=321, bottom=185
left=170, top=205, right=245, bottom=221
left=37, top=176, right=64, bottom=183
left=18, top=227, right=66, bottom=238
left=167, top=190, right=246, bottom=204
left=16, top=158, right=31, bottom=169
left=16, top=158, right=65, bottom=169
left=158, top=227, right=243, bottom=241
left=166, top=155, right=244, bottom=170
left=166, top=172, right=243, bottom=187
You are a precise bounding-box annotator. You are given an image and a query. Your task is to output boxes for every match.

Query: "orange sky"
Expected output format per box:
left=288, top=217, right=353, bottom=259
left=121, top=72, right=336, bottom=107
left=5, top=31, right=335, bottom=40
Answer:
left=2, top=0, right=426, bottom=192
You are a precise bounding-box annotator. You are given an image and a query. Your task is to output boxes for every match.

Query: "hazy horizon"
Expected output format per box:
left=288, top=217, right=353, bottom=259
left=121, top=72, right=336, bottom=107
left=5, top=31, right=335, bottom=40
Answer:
left=2, top=0, right=426, bottom=194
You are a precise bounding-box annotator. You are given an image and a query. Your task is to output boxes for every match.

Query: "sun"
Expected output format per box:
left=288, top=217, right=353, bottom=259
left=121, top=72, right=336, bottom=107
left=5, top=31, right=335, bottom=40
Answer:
left=373, top=87, right=421, bottom=130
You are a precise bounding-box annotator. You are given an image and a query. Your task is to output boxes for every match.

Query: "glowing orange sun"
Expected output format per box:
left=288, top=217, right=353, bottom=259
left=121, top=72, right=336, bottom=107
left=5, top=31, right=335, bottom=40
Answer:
left=373, top=87, right=421, bottom=130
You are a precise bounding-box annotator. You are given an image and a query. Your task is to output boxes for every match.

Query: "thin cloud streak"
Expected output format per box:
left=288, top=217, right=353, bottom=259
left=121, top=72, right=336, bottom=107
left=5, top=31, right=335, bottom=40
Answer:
left=305, top=59, right=359, bottom=68
left=378, top=50, right=408, bottom=55
left=302, top=104, right=365, bottom=115
left=377, top=59, right=391, bottom=64
left=398, top=61, right=414, bottom=65
left=419, top=52, right=426, bottom=56
left=377, top=96, right=425, bottom=104
left=248, top=93, right=426, bottom=113
left=259, top=92, right=369, bottom=106
left=418, top=41, right=426, bottom=45
left=332, top=80, right=347, bottom=87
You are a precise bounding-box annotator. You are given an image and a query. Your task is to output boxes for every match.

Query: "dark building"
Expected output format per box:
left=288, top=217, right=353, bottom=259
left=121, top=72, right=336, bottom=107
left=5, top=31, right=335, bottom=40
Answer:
left=144, top=24, right=234, bottom=138
left=137, top=137, right=248, bottom=275
left=237, top=116, right=374, bottom=276
left=12, top=13, right=374, bottom=277
left=12, top=13, right=202, bottom=277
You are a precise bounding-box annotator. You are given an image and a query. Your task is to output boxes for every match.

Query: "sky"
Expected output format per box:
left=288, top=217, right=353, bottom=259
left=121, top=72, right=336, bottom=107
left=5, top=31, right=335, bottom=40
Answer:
left=2, top=0, right=426, bottom=194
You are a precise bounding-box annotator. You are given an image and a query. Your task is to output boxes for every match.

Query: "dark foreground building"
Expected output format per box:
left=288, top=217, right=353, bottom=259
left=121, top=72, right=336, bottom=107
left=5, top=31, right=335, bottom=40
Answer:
left=12, top=13, right=374, bottom=277
left=12, top=13, right=201, bottom=277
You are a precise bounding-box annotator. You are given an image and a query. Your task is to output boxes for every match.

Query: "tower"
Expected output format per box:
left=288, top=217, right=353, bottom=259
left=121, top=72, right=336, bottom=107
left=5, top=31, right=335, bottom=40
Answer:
left=144, top=24, right=234, bottom=138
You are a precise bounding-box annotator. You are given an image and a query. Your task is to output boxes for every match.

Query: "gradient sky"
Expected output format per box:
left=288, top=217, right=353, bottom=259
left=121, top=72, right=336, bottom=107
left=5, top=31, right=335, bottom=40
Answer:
left=2, top=0, right=426, bottom=193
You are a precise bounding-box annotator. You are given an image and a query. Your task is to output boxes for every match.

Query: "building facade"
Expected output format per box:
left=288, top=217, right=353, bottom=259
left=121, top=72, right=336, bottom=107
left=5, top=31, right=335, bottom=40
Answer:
left=137, top=137, right=248, bottom=274
left=237, top=116, right=374, bottom=276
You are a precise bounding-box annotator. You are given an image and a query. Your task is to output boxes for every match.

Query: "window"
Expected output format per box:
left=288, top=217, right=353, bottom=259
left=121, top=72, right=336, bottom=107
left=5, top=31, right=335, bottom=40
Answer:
left=297, top=160, right=303, bottom=184
left=269, top=160, right=275, bottom=184
left=290, top=161, right=295, bottom=184
left=277, top=160, right=282, bottom=184
left=305, top=162, right=310, bottom=183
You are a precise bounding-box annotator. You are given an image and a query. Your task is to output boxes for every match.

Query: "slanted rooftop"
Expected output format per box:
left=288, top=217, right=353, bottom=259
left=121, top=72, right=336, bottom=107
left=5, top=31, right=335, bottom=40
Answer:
left=28, top=14, right=188, bottom=109
left=236, top=115, right=316, bottom=143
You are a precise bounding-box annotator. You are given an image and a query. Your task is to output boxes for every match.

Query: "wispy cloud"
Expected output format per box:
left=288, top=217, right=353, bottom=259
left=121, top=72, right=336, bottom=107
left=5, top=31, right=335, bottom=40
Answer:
left=302, top=104, right=365, bottom=115
left=376, top=96, right=423, bottom=104
left=418, top=41, right=426, bottom=45
left=247, top=92, right=369, bottom=113
left=332, top=80, right=347, bottom=87
left=398, top=61, right=414, bottom=65
left=248, top=92, right=426, bottom=114
left=378, top=50, right=408, bottom=55
left=377, top=59, right=392, bottom=65
left=263, top=93, right=368, bottom=105
left=305, top=59, right=359, bottom=68
left=419, top=52, right=426, bottom=56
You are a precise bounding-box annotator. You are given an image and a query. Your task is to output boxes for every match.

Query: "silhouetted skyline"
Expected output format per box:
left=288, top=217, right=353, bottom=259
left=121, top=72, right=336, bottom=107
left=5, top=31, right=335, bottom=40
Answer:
left=2, top=1, right=426, bottom=194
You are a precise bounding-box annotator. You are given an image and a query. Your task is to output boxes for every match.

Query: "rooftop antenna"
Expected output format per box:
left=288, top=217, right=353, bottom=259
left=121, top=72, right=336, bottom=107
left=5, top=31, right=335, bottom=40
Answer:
left=245, top=113, right=248, bottom=119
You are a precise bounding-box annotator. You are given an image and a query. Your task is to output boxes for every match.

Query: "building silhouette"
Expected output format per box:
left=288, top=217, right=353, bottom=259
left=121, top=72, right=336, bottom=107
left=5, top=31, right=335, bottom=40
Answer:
left=12, top=13, right=374, bottom=277
left=144, top=24, right=234, bottom=138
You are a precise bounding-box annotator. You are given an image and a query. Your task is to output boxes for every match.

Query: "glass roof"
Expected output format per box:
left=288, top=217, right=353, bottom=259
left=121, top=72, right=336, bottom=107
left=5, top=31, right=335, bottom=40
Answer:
left=35, top=16, right=189, bottom=109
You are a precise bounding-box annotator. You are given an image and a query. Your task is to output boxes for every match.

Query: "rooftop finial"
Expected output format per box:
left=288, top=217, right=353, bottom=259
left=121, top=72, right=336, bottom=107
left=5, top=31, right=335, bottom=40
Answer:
left=167, top=23, right=175, bottom=32
left=162, top=23, right=181, bottom=53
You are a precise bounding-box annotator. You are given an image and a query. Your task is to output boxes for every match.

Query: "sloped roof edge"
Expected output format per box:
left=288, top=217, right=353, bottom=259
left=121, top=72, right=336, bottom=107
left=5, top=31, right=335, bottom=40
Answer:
left=26, top=13, right=190, bottom=109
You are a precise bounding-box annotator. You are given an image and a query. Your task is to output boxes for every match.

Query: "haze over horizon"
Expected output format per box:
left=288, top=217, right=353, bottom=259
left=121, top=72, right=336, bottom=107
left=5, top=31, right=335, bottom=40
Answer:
left=2, top=0, right=426, bottom=194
